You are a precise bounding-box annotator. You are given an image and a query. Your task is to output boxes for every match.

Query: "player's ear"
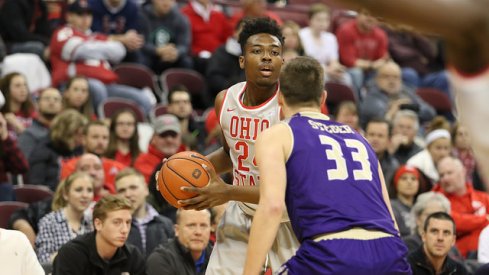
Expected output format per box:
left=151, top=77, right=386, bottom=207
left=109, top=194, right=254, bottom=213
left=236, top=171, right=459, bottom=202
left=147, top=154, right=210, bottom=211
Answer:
left=321, top=90, right=327, bottom=106
left=239, top=55, right=245, bottom=69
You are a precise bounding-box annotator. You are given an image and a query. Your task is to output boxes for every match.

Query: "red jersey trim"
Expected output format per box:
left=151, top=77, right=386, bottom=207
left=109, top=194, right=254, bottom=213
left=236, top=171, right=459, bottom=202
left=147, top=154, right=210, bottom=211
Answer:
left=217, top=89, right=228, bottom=126
left=237, top=83, right=279, bottom=110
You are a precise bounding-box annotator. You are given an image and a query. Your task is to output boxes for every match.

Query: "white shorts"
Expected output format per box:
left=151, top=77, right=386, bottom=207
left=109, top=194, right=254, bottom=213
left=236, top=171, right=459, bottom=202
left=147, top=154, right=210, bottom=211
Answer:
left=205, top=201, right=299, bottom=275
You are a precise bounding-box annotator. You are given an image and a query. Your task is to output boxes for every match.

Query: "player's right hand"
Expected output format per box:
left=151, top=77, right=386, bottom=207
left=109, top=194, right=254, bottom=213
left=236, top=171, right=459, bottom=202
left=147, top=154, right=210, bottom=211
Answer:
left=178, top=164, right=231, bottom=210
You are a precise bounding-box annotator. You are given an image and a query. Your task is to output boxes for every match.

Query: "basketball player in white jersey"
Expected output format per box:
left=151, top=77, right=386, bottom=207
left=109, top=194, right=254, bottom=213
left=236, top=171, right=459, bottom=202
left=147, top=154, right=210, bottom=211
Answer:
left=178, top=18, right=299, bottom=274
left=327, top=0, right=489, bottom=186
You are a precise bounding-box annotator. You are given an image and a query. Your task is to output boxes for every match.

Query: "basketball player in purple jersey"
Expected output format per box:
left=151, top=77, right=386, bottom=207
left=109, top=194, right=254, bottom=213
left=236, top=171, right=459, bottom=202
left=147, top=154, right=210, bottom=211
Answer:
left=174, top=18, right=299, bottom=274
left=327, top=0, right=489, bottom=188
left=244, top=57, right=411, bottom=274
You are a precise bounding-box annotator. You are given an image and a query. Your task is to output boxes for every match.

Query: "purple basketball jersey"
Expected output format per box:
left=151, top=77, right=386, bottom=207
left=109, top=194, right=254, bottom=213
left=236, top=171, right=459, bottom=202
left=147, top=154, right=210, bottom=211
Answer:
left=285, top=113, right=398, bottom=241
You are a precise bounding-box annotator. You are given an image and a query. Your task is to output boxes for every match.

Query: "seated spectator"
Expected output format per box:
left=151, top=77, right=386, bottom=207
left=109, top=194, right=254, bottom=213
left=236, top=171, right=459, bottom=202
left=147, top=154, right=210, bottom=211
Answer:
left=36, top=172, right=94, bottom=264
left=360, top=61, right=436, bottom=128
left=18, top=87, right=63, bottom=159
left=433, top=156, right=489, bottom=259
left=9, top=153, right=108, bottom=247
left=61, top=121, right=126, bottom=193
left=135, top=114, right=186, bottom=182
left=167, top=85, right=206, bottom=151
left=0, top=229, right=44, bottom=275
left=0, top=0, right=52, bottom=59
left=408, top=122, right=452, bottom=186
left=105, top=109, right=141, bottom=167
left=390, top=165, right=420, bottom=236
left=229, top=0, right=283, bottom=29
left=408, top=212, right=468, bottom=275
left=281, top=21, right=304, bottom=56
left=181, top=0, right=232, bottom=74
left=62, top=76, right=95, bottom=120
left=0, top=72, right=37, bottom=140
left=390, top=110, right=423, bottom=164
left=365, top=118, right=399, bottom=184
left=333, top=101, right=362, bottom=134
left=88, top=0, right=144, bottom=63
left=50, top=0, right=152, bottom=115
left=299, top=4, right=352, bottom=87
left=403, top=192, right=452, bottom=253
left=52, top=195, right=146, bottom=274
left=479, top=225, right=489, bottom=264
left=336, top=9, right=389, bottom=98
left=451, top=122, right=476, bottom=182
left=146, top=209, right=213, bottom=275
left=139, top=0, right=193, bottom=74
left=115, top=168, right=174, bottom=257
left=206, top=19, right=246, bottom=97
left=28, top=110, right=88, bottom=190
left=0, top=112, right=28, bottom=201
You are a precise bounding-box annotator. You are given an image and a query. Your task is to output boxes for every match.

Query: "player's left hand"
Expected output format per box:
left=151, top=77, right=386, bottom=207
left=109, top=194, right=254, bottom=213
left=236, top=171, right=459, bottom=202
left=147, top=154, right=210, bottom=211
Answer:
left=178, top=164, right=231, bottom=210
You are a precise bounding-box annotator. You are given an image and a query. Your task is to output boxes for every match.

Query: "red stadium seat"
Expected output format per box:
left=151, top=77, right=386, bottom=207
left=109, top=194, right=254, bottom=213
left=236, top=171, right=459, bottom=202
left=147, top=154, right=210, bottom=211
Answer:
left=0, top=201, right=28, bottom=229
left=14, top=185, right=53, bottom=204
left=99, top=98, right=146, bottom=123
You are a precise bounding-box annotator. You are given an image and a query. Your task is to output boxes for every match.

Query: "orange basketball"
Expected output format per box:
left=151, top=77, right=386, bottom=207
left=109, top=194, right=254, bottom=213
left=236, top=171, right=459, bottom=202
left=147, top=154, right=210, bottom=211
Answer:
left=157, top=151, right=214, bottom=208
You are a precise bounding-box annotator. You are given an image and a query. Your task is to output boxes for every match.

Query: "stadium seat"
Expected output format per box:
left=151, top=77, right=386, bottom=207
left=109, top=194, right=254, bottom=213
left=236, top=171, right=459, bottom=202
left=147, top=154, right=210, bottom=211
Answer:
left=160, top=68, right=209, bottom=110
left=325, top=81, right=357, bottom=114
left=416, top=87, right=454, bottom=120
left=114, top=63, right=161, bottom=98
left=0, top=201, right=28, bottom=229
left=14, top=185, right=53, bottom=204
left=99, top=98, right=146, bottom=123
left=150, top=104, right=169, bottom=123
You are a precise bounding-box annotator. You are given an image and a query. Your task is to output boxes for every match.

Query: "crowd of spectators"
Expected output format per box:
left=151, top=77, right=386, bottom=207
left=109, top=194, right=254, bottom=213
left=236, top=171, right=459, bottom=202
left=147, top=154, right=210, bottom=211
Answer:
left=0, top=0, right=488, bottom=274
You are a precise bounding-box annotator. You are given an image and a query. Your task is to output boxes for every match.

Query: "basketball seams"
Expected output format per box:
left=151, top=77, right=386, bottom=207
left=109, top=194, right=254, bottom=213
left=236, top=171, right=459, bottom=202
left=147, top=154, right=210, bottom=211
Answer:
left=158, top=167, right=180, bottom=205
left=166, top=160, right=205, bottom=188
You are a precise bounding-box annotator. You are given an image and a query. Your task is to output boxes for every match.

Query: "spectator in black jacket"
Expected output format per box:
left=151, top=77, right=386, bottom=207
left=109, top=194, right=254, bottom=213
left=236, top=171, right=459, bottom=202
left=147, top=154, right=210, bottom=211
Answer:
left=408, top=212, right=468, bottom=275
left=53, top=195, right=145, bottom=275
left=115, top=168, right=174, bottom=257
left=146, top=209, right=213, bottom=275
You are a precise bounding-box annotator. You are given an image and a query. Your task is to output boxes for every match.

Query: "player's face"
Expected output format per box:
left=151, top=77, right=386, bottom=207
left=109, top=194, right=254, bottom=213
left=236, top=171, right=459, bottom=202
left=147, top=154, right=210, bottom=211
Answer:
left=365, top=122, right=389, bottom=154
left=95, top=209, right=132, bottom=248
left=422, top=218, right=455, bottom=258
left=396, top=172, right=419, bottom=198
left=64, top=176, right=94, bottom=213
left=168, top=91, right=193, bottom=119
left=115, top=112, right=136, bottom=141
left=64, top=78, right=89, bottom=108
left=428, top=138, right=451, bottom=164
left=84, top=125, right=110, bottom=156
left=116, top=175, right=149, bottom=213
left=77, top=154, right=105, bottom=191
left=175, top=210, right=211, bottom=254
left=239, top=33, right=283, bottom=88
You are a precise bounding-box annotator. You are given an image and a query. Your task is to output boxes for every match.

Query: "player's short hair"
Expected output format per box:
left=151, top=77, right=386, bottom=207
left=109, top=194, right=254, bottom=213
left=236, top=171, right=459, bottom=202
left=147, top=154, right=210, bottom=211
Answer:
left=238, top=17, right=284, bottom=53
left=423, top=211, right=456, bottom=234
left=92, top=195, right=132, bottom=224
left=279, top=56, right=324, bottom=107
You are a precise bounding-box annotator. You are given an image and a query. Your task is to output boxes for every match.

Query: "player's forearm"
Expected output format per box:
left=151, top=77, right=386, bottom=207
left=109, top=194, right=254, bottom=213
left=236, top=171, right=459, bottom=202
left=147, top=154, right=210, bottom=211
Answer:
left=206, top=147, right=233, bottom=174
left=226, top=185, right=260, bottom=204
left=243, top=200, right=284, bottom=275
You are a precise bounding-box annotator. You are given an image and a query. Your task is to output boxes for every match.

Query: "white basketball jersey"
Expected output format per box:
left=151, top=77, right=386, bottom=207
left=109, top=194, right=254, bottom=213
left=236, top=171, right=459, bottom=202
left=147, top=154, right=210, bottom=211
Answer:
left=219, top=81, right=281, bottom=187
left=449, top=68, right=489, bottom=148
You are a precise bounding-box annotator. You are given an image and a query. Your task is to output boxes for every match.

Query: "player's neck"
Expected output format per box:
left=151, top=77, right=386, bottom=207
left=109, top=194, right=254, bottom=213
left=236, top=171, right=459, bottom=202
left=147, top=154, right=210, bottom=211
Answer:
left=242, top=83, right=277, bottom=106
left=282, top=106, right=321, bottom=119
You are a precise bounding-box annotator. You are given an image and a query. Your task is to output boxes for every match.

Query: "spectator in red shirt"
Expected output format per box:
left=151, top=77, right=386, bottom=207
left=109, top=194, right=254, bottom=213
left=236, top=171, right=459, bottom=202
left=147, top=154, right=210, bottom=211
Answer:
left=105, top=109, right=141, bottom=167
left=432, top=156, right=489, bottom=259
left=134, top=114, right=186, bottom=182
left=336, top=9, right=389, bottom=99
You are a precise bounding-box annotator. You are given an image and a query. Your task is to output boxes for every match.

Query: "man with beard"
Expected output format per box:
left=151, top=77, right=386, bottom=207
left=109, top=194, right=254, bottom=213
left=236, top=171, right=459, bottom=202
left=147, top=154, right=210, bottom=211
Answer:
left=18, top=88, right=63, bottom=159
